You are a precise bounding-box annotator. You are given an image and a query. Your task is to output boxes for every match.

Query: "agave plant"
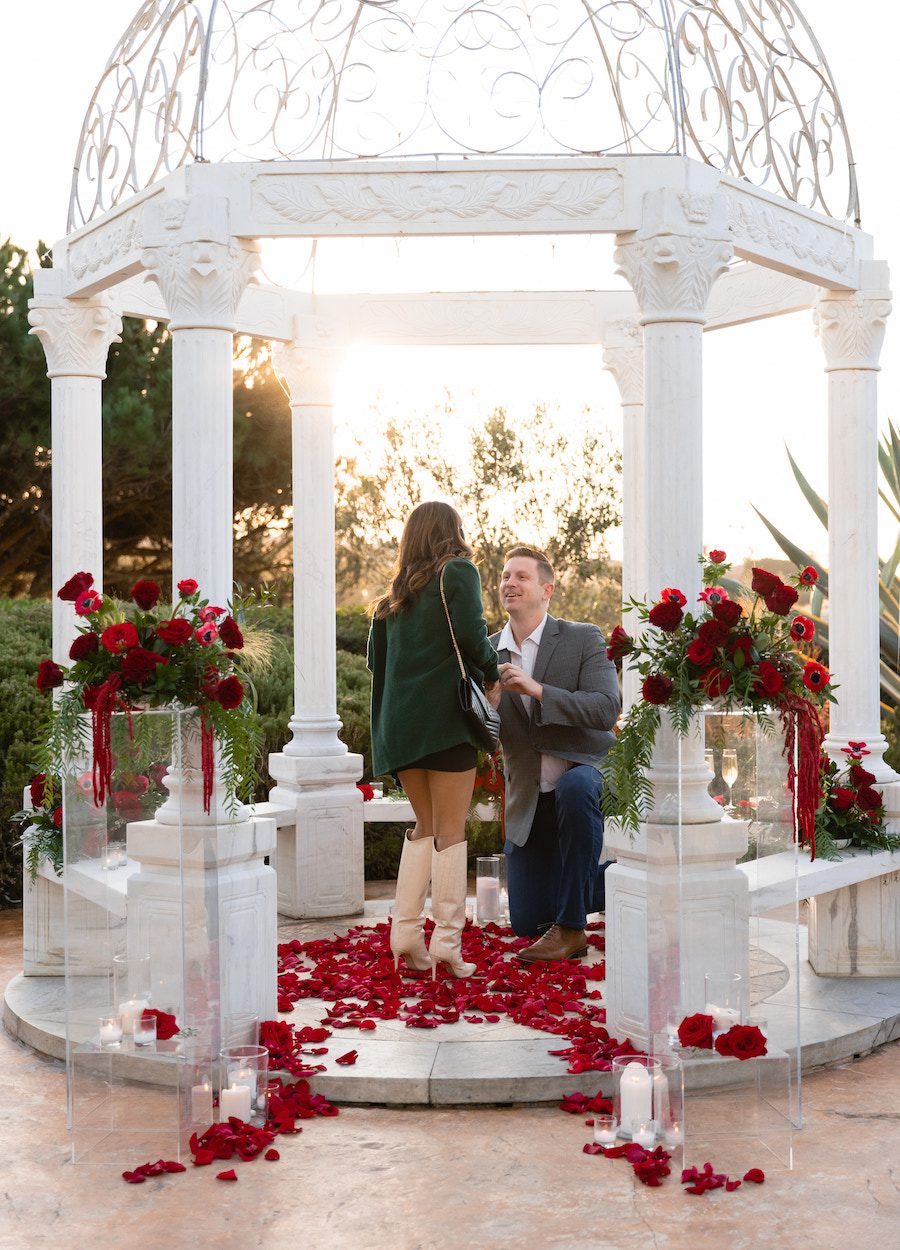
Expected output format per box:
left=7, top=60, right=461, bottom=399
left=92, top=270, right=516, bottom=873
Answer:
left=753, top=421, right=900, bottom=711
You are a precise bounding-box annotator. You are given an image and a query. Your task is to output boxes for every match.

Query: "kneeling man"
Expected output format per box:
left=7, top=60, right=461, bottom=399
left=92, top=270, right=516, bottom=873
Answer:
left=489, top=547, right=620, bottom=962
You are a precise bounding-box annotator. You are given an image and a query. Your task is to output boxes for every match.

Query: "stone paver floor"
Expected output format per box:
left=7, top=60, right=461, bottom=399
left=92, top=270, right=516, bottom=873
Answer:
left=3, top=904, right=900, bottom=1250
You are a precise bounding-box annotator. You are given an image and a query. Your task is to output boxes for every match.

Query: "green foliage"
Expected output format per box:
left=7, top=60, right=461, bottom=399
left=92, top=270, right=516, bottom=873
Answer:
left=335, top=404, right=623, bottom=630
left=753, top=424, right=900, bottom=709
left=336, top=607, right=370, bottom=657
left=0, top=241, right=293, bottom=597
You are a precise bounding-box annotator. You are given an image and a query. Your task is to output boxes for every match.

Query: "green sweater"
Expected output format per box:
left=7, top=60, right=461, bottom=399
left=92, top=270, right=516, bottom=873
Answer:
left=367, top=558, right=501, bottom=776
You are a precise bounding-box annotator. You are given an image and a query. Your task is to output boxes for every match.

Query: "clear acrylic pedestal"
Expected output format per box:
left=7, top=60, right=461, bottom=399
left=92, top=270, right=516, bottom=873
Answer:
left=63, top=708, right=277, bottom=1164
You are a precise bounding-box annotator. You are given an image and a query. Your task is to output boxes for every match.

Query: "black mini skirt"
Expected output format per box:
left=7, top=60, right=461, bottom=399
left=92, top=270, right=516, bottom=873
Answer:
left=395, top=742, right=478, bottom=774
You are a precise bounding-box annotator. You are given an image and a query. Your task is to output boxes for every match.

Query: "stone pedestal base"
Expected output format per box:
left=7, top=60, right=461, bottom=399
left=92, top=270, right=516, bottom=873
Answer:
left=809, top=870, right=900, bottom=976
left=268, top=750, right=365, bottom=918
left=605, top=817, right=750, bottom=1049
left=125, top=815, right=278, bottom=1046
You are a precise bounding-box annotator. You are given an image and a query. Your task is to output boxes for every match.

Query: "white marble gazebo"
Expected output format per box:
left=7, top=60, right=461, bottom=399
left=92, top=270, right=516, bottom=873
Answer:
left=25, top=0, right=900, bottom=1045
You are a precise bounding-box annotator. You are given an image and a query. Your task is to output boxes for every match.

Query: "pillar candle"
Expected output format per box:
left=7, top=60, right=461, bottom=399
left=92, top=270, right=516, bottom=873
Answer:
left=619, top=1062, right=653, bottom=1134
left=219, top=1083, right=252, bottom=1122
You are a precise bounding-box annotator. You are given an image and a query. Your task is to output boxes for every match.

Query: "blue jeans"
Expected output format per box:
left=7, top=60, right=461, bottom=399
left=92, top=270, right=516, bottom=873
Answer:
left=504, top=764, right=608, bottom=937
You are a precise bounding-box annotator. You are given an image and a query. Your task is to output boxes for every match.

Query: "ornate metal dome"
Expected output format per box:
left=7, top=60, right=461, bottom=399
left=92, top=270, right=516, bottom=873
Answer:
left=69, top=0, right=858, bottom=230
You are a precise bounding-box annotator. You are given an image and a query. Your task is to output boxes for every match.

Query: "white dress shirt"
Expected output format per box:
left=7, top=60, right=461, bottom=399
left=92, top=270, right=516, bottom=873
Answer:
left=497, top=615, right=568, bottom=792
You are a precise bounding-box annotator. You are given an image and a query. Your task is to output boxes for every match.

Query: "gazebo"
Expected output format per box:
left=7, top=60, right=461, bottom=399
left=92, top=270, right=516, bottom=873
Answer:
left=23, top=0, right=898, bottom=1056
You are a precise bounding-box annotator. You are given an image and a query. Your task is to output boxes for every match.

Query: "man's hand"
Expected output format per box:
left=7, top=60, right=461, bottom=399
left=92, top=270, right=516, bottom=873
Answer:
left=499, top=662, right=543, bottom=702
left=485, top=680, right=501, bottom=710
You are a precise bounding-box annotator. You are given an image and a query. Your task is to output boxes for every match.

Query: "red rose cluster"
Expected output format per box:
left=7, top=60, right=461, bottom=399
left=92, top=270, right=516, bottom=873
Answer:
left=676, top=1013, right=768, bottom=1060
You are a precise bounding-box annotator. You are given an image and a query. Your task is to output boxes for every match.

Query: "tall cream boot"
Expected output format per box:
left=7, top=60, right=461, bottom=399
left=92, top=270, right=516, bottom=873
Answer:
left=390, top=832, right=433, bottom=972
left=429, top=841, right=476, bottom=980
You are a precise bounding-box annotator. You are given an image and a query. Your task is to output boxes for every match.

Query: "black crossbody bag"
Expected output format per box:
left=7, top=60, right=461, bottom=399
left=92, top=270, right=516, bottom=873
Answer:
left=439, top=567, right=501, bottom=753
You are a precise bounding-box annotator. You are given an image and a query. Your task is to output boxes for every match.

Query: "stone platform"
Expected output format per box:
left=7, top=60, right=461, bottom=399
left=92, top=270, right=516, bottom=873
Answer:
left=5, top=902, right=900, bottom=1105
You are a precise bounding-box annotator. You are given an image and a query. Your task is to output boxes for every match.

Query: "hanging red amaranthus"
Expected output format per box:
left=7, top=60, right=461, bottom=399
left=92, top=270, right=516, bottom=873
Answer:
left=200, top=712, right=216, bottom=815
left=779, top=692, right=825, bottom=861
left=84, top=673, right=126, bottom=807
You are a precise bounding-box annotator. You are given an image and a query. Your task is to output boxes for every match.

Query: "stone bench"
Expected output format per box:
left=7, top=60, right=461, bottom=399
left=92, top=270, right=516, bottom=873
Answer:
left=740, top=845, right=900, bottom=976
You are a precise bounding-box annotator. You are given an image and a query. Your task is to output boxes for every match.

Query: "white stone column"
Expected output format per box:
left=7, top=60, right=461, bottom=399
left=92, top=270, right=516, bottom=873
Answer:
left=602, top=317, right=645, bottom=713
left=268, top=342, right=365, bottom=919
left=814, top=262, right=900, bottom=810
left=27, top=276, right=122, bottom=661
left=142, top=224, right=259, bottom=604
left=129, top=207, right=274, bottom=1053
left=613, top=190, right=733, bottom=824
left=606, top=189, right=747, bottom=1049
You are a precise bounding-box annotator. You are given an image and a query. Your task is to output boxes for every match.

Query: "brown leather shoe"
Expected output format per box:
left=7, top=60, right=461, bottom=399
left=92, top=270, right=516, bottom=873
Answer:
left=516, top=924, right=587, bottom=963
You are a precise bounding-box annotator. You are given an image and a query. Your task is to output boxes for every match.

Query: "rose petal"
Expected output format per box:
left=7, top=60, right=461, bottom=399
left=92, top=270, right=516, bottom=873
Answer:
left=743, top=1168, right=765, bottom=1184
left=265, top=1149, right=280, bottom=1161
left=216, top=1169, right=239, bottom=1181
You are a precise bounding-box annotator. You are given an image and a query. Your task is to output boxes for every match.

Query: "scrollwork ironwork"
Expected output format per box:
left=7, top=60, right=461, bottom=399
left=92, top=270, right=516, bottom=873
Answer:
left=68, top=0, right=858, bottom=230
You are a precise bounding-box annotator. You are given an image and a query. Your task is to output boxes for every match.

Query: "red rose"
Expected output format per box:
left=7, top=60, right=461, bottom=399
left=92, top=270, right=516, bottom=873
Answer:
left=69, top=632, right=99, bottom=661
left=849, top=764, right=877, bottom=787
left=357, top=783, right=375, bottom=801
left=799, top=566, right=818, bottom=585
left=677, top=1013, right=715, bottom=1049
left=219, top=616, right=244, bottom=650
left=660, top=587, right=687, bottom=607
left=701, top=667, right=732, bottom=698
left=648, top=601, right=683, bottom=631
left=750, top=567, right=781, bottom=596
left=141, top=1008, right=179, bottom=1041
left=802, top=660, right=830, bottom=692
left=130, top=580, right=161, bottom=611
left=30, top=773, right=47, bottom=808
left=157, top=618, right=193, bottom=645
left=686, top=638, right=714, bottom=666
left=195, top=622, right=219, bottom=646
left=856, top=785, right=883, bottom=811
left=830, top=787, right=855, bottom=811
left=36, top=659, right=65, bottom=693
left=698, top=618, right=729, bottom=648
left=75, top=589, right=103, bottom=616
left=714, top=1024, right=767, bottom=1060
left=764, top=583, right=799, bottom=615
left=177, top=579, right=199, bottom=597
left=607, top=625, right=633, bottom=661
left=214, top=676, right=244, bottom=710
left=101, top=622, right=140, bottom=654
left=52, top=806, right=63, bottom=829
left=57, top=571, right=94, bottom=601
left=789, top=615, right=815, bottom=642
left=711, top=599, right=743, bottom=628
left=708, top=550, right=726, bottom=564
left=728, top=634, right=753, bottom=660
left=122, top=647, right=168, bottom=684
left=698, top=586, right=728, bottom=606
left=642, top=674, right=673, bottom=705
left=753, top=661, right=784, bottom=696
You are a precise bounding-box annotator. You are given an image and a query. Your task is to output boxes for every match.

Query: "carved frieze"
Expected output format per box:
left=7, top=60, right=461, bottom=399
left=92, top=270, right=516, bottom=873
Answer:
left=255, top=170, right=623, bottom=230
left=724, top=190, right=853, bottom=279
left=67, top=209, right=144, bottom=284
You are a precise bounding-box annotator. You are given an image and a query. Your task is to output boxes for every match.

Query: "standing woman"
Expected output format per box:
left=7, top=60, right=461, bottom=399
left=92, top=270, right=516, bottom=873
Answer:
left=368, top=501, right=500, bottom=978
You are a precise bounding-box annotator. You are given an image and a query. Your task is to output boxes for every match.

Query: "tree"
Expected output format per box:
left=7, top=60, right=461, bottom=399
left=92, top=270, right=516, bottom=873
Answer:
left=0, top=240, right=293, bottom=597
left=335, top=404, right=623, bottom=629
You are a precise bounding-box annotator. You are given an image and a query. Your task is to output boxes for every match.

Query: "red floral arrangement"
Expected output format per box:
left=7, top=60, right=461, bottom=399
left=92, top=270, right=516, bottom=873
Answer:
left=37, top=573, right=261, bottom=815
left=603, top=551, right=836, bottom=857
left=814, top=741, right=900, bottom=859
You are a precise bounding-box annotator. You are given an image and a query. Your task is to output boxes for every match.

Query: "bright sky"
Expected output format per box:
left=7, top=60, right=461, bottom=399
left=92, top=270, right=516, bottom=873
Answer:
left=2, top=1, right=899, bottom=570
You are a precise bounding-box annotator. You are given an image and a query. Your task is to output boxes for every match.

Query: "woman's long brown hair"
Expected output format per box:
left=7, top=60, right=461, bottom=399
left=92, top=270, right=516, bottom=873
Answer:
left=371, top=501, right=473, bottom=619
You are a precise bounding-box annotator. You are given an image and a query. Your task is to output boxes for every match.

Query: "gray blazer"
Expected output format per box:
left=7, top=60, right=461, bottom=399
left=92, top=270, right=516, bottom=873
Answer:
left=489, top=615, right=621, bottom=847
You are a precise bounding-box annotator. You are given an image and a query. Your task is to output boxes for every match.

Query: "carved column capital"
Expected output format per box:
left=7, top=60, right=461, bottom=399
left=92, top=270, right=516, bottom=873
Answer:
left=27, top=296, right=122, bottom=378
left=614, top=231, right=733, bottom=325
left=273, top=343, right=343, bottom=408
left=602, top=318, right=644, bottom=406
left=815, top=286, right=892, bottom=372
left=141, top=237, right=260, bottom=331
